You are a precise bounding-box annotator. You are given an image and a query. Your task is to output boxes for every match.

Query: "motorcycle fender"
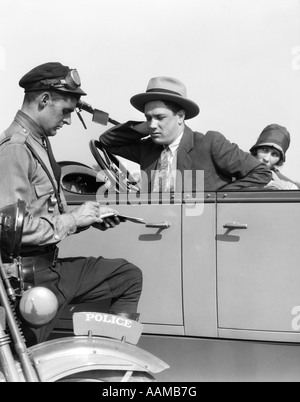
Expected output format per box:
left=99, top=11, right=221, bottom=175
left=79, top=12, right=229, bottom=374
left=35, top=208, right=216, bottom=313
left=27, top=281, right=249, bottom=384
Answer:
left=28, top=336, right=169, bottom=382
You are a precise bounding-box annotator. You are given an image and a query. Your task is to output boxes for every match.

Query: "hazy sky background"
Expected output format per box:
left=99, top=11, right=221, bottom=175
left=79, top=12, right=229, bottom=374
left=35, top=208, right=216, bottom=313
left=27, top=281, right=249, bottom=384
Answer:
left=0, top=0, right=299, bottom=179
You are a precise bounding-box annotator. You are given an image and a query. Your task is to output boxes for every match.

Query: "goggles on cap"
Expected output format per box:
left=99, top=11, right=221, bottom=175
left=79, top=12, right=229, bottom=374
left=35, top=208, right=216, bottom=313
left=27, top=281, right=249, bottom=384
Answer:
left=40, top=69, right=82, bottom=91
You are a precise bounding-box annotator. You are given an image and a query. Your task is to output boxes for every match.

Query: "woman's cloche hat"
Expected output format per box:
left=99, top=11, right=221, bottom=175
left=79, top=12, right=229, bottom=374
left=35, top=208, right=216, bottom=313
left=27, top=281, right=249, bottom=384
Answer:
left=250, top=124, right=291, bottom=162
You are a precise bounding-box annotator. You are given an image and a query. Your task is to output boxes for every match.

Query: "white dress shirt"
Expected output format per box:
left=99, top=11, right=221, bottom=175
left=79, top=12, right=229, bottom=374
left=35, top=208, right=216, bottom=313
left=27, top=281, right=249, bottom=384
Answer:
left=153, top=131, right=184, bottom=192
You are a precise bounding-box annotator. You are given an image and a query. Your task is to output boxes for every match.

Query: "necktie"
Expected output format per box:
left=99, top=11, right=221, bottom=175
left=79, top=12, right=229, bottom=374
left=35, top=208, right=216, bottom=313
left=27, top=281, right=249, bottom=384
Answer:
left=155, top=147, right=172, bottom=192
left=43, top=135, right=62, bottom=192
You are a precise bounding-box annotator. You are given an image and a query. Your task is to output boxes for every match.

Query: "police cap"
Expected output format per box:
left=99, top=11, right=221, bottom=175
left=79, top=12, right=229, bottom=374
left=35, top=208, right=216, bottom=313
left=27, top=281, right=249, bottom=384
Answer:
left=19, top=62, right=87, bottom=96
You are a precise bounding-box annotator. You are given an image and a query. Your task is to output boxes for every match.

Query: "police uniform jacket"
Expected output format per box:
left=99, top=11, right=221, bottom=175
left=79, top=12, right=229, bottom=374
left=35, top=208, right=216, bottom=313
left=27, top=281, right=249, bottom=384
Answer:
left=0, top=110, right=76, bottom=251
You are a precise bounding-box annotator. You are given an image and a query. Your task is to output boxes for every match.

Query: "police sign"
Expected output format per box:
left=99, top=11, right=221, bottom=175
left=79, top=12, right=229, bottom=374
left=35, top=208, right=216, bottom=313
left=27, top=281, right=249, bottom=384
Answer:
left=72, top=312, right=144, bottom=345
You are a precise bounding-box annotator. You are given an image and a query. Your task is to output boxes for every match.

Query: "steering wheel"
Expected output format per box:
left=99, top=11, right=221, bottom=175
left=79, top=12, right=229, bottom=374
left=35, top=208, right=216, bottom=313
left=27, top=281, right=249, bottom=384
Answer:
left=89, top=140, right=140, bottom=194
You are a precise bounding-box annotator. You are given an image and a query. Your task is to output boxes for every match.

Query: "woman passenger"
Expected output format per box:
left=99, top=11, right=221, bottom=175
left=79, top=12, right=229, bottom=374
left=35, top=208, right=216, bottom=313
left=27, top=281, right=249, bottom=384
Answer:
left=250, top=124, right=299, bottom=190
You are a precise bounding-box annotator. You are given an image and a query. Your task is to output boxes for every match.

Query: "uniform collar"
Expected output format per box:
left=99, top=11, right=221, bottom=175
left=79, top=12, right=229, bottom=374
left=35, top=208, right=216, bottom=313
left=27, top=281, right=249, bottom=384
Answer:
left=14, top=110, right=47, bottom=146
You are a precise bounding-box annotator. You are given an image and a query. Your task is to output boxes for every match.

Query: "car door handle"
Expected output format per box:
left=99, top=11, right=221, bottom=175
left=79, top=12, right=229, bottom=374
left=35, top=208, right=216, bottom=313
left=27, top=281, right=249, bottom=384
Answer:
left=145, top=222, right=171, bottom=229
left=223, top=222, right=248, bottom=230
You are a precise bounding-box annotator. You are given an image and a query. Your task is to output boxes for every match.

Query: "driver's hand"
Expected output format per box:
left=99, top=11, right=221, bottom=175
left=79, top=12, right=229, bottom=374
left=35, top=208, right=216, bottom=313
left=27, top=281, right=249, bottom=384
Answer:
left=265, top=179, right=298, bottom=190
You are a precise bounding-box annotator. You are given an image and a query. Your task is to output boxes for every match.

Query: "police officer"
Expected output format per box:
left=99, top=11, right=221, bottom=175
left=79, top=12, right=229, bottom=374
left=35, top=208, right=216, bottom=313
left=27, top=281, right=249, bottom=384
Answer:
left=0, top=62, right=143, bottom=346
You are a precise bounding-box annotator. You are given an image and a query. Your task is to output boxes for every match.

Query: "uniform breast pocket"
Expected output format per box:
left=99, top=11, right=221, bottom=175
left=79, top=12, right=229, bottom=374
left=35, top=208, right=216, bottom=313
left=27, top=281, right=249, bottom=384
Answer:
left=34, top=181, right=54, bottom=200
left=33, top=181, right=57, bottom=213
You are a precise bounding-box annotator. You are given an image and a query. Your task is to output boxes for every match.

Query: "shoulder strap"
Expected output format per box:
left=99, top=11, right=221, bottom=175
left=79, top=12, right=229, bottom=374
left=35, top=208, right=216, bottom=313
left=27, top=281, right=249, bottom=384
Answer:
left=0, top=136, right=11, bottom=147
left=24, top=141, right=64, bottom=214
left=1, top=135, right=64, bottom=214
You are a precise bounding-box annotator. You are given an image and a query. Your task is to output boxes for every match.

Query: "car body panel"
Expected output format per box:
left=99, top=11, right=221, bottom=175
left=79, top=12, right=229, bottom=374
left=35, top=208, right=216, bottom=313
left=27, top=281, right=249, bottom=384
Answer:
left=138, top=335, right=300, bottom=382
left=56, top=175, right=300, bottom=379
left=182, top=200, right=218, bottom=337
left=60, top=204, right=183, bottom=327
left=217, top=202, right=300, bottom=334
left=60, top=190, right=300, bottom=342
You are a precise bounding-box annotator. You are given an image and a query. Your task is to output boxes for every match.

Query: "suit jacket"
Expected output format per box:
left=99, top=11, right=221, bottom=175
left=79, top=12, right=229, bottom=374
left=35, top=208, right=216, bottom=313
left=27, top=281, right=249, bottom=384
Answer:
left=100, top=122, right=272, bottom=193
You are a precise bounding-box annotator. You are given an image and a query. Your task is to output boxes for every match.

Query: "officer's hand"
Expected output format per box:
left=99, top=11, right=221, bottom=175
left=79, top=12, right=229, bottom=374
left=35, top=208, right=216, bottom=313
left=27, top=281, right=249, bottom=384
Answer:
left=71, top=202, right=120, bottom=228
left=92, top=206, right=121, bottom=231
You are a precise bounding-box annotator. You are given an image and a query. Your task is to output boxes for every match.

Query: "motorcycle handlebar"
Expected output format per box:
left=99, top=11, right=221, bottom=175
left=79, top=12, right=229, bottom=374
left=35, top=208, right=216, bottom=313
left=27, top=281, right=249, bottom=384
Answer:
left=76, top=100, right=94, bottom=115
left=77, top=100, right=120, bottom=126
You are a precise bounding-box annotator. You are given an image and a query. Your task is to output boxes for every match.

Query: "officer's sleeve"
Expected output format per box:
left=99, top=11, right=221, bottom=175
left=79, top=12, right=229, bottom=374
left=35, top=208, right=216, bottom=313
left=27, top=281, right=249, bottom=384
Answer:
left=0, top=144, right=77, bottom=246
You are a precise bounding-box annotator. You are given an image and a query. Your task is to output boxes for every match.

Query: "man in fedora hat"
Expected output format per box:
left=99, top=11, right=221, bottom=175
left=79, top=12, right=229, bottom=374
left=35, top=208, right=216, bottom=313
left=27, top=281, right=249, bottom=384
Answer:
left=0, top=62, right=143, bottom=346
left=100, top=76, right=272, bottom=193
left=250, top=124, right=299, bottom=190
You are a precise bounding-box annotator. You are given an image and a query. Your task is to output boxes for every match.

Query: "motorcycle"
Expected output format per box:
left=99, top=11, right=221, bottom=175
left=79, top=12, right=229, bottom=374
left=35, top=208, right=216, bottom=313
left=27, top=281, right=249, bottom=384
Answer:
left=0, top=200, right=169, bottom=382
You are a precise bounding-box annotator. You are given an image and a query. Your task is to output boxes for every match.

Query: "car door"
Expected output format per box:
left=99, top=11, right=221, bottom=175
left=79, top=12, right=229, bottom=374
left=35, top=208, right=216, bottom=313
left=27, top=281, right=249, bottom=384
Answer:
left=59, top=193, right=184, bottom=334
left=216, top=190, right=300, bottom=342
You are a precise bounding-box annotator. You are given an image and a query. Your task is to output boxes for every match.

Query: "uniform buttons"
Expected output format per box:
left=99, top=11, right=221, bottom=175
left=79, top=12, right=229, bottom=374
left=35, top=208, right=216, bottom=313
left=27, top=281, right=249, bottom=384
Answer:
left=54, top=234, right=60, bottom=241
